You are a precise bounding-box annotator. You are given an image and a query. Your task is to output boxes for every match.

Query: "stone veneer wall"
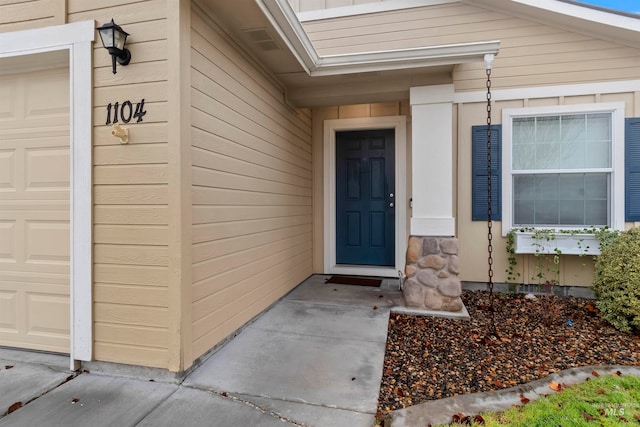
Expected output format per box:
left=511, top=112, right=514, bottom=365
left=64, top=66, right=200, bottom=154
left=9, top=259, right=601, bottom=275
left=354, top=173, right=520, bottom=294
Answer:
left=403, top=236, right=463, bottom=312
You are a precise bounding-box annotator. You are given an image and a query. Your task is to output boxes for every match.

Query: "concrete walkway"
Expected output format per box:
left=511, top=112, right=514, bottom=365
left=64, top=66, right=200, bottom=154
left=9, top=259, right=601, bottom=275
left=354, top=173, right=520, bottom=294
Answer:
left=4, top=275, right=632, bottom=426
left=0, top=275, right=403, bottom=427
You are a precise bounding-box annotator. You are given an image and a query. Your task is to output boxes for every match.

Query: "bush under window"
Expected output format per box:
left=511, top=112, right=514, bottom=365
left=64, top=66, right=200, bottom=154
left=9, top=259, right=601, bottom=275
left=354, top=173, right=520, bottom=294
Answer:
left=591, top=227, right=640, bottom=333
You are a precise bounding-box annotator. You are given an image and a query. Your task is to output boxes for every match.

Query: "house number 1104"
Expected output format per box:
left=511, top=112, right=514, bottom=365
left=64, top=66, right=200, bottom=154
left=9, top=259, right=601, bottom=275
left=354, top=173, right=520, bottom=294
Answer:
left=105, top=99, right=147, bottom=125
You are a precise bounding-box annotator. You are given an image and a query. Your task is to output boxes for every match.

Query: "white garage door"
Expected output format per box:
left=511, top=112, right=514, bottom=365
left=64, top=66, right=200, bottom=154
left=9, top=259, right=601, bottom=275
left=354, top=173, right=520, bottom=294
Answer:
left=0, top=62, right=71, bottom=353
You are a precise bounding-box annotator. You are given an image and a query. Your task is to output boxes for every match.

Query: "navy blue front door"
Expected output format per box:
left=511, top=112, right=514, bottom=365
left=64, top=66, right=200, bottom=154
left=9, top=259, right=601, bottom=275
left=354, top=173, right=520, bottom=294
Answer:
left=336, top=129, right=395, bottom=266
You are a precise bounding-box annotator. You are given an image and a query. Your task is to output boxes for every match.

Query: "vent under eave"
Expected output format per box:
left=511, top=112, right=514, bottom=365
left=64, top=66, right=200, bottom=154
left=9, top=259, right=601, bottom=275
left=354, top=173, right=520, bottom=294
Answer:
left=242, top=28, right=281, bottom=51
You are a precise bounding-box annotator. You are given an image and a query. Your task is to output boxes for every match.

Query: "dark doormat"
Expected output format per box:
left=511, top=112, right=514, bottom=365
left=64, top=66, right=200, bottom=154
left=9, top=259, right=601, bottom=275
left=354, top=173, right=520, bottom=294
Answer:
left=325, top=275, right=382, bottom=287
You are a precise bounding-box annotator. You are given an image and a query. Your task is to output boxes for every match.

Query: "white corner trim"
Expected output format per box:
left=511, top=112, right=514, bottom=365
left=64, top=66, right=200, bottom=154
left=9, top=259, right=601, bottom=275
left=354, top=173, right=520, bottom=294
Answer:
left=0, top=21, right=94, bottom=368
left=454, top=79, right=640, bottom=104
left=297, top=0, right=458, bottom=22
left=257, top=0, right=500, bottom=77
left=323, top=116, right=407, bottom=277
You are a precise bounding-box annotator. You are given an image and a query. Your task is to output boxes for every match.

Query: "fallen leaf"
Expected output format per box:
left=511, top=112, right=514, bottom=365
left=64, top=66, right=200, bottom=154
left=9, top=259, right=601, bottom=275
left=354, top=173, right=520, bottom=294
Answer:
left=7, top=402, right=22, bottom=414
left=519, top=394, right=530, bottom=404
left=352, top=377, right=356, bottom=381
left=598, top=408, right=606, bottom=416
left=597, top=388, right=606, bottom=394
left=549, top=381, right=563, bottom=392
left=613, top=370, right=622, bottom=376
left=494, top=379, right=504, bottom=387
left=221, top=392, right=228, bottom=397
left=582, top=412, right=595, bottom=421
left=618, top=416, right=629, bottom=422
left=592, top=370, right=600, bottom=377
left=473, top=414, right=485, bottom=424
left=373, top=306, right=378, bottom=310
left=633, top=413, right=640, bottom=421
left=71, top=398, right=80, bottom=404
left=4, top=365, right=13, bottom=370
left=451, top=413, right=470, bottom=424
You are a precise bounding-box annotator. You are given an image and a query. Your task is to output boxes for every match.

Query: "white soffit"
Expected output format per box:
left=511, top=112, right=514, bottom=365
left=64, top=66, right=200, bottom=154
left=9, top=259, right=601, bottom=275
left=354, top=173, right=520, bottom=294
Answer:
left=256, top=0, right=500, bottom=77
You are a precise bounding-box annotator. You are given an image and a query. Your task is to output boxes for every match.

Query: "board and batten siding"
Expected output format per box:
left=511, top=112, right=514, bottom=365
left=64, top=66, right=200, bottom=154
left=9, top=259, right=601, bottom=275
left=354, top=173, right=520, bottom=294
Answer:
left=189, top=6, right=313, bottom=360
left=302, top=2, right=640, bottom=91
left=456, top=92, right=640, bottom=286
left=69, top=0, right=171, bottom=368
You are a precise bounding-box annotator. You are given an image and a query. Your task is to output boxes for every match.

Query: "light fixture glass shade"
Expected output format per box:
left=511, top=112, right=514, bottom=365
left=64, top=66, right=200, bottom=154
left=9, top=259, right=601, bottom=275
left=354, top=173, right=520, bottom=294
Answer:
left=97, top=19, right=129, bottom=51
left=113, top=29, right=127, bottom=50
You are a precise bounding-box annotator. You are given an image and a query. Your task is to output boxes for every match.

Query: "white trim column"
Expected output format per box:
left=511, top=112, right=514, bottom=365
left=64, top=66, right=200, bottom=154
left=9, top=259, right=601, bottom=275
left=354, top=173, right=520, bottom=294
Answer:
left=410, top=84, right=455, bottom=236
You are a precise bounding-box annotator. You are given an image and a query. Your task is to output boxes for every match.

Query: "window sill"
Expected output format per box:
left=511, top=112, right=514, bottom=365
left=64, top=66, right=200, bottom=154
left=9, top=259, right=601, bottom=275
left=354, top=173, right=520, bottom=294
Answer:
left=513, top=231, right=601, bottom=255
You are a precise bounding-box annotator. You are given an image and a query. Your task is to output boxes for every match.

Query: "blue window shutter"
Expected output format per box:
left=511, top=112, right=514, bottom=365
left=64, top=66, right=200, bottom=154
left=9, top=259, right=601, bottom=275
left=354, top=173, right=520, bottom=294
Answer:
left=472, top=125, right=501, bottom=221
left=626, top=118, right=640, bottom=222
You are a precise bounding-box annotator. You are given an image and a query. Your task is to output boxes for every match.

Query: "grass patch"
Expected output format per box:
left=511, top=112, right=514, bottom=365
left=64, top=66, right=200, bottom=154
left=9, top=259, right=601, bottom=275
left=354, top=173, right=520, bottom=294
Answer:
left=442, top=375, right=640, bottom=426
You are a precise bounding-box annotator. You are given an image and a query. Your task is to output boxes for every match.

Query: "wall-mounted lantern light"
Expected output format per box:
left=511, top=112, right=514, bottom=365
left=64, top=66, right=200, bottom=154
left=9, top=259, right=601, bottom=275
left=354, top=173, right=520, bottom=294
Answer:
left=97, top=19, right=131, bottom=74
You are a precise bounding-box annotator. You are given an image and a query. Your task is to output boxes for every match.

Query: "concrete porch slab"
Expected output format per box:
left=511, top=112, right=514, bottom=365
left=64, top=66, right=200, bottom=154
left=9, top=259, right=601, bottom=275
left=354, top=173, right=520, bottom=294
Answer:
left=285, top=275, right=403, bottom=308
left=253, top=299, right=390, bottom=343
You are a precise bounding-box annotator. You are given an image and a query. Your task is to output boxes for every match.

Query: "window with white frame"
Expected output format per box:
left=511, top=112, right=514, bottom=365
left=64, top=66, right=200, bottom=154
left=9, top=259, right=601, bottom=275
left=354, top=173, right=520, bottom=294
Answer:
left=502, top=103, right=625, bottom=235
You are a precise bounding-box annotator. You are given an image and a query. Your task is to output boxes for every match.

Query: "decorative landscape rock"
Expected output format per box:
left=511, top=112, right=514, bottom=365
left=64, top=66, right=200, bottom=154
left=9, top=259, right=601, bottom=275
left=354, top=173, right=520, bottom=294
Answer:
left=402, top=236, right=463, bottom=312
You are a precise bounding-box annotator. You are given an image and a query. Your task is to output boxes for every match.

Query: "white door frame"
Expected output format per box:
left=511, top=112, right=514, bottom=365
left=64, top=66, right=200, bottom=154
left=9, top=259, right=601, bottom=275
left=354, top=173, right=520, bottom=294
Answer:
left=323, top=116, right=407, bottom=277
left=0, top=21, right=94, bottom=369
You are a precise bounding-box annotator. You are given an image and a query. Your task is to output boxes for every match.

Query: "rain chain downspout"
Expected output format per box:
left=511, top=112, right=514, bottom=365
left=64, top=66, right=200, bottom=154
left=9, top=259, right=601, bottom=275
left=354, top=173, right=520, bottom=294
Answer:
left=484, top=53, right=499, bottom=339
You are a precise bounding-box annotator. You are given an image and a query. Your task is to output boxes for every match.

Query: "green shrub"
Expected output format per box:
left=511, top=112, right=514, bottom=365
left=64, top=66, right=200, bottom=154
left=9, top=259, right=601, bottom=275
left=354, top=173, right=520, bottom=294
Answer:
left=591, top=227, right=640, bottom=333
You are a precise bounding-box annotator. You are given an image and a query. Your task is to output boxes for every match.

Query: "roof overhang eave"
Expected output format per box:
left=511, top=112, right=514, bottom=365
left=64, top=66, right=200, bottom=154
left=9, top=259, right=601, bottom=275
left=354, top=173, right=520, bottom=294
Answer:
left=255, top=0, right=501, bottom=78
left=312, top=41, right=501, bottom=77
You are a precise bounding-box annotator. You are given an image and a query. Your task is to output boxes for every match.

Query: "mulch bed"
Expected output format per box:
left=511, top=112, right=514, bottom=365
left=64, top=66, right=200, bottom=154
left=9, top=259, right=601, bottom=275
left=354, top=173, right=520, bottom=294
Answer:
left=377, top=290, right=640, bottom=414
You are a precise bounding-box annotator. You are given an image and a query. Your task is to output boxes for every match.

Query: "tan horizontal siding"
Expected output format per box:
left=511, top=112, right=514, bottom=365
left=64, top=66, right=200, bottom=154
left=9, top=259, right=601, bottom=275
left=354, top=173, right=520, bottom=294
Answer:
left=94, top=264, right=168, bottom=287
left=94, top=205, right=168, bottom=225
left=93, top=342, right=167, bottom=369
left=192, top=205, right=312, bottom=225
left=94, top=283, right=168, bottom=307
left=457, top=92, right=640, bottom=286
left=0, top=0, right=60, bottom=32
left=303, top=2, right=640, bottom=91
left=291, top=0, right=382, bottom=13
left=189, top=5, right=312, bottom=362
left=192, top=252, right=312, bottom=358
left=75, top=1, right=170, bottom=368
left=94, top=123, right=168, bottom=146
left=193, top=216, right=312, bottom=247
